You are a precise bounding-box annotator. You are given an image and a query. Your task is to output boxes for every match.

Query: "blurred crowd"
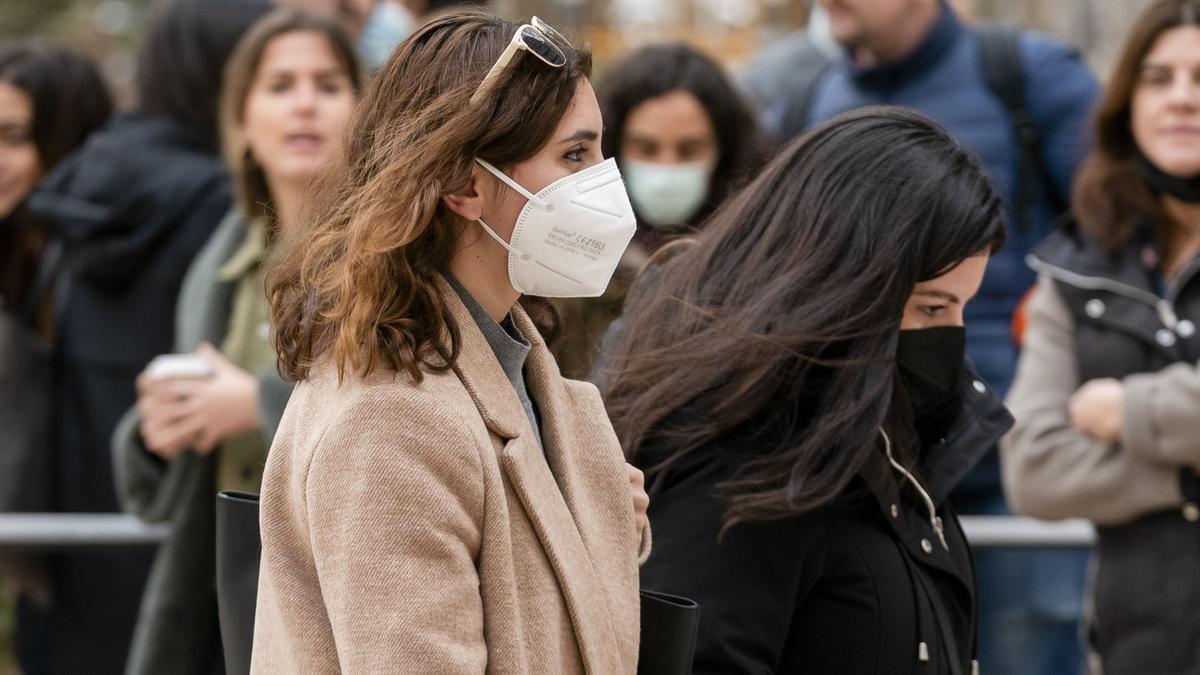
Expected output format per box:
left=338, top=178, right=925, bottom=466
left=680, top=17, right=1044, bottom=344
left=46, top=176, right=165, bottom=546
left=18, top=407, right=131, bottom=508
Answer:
left=1, top=0, right=1199, bottom=673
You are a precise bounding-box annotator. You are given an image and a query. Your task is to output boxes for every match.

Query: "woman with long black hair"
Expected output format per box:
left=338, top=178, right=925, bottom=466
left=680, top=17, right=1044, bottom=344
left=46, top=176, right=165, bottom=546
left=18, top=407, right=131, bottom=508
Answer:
left=0, top=38, right=111, bottom=675
left=603, top=107, right=1009, bottom=674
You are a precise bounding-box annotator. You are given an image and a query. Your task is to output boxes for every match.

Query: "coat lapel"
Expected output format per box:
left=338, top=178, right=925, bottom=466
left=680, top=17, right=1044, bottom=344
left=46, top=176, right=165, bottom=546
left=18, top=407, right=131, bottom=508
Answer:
left=438, top=280, right=623, bottom=673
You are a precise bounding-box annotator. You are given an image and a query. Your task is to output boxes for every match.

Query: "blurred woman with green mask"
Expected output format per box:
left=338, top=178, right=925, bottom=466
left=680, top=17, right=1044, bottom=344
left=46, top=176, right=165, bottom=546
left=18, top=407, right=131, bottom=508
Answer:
left=553, top=42, right=760, bottom=378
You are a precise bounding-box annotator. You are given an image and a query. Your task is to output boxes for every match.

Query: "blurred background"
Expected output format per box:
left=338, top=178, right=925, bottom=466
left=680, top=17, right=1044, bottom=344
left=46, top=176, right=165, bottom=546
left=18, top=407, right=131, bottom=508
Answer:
left=0, top=0, right=1161, bottom=106
left=0, top=0, right=1165, bottom=672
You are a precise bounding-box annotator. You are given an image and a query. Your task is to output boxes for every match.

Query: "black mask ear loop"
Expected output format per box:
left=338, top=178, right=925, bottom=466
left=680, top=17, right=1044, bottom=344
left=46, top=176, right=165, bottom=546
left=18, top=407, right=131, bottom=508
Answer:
left=1135, top=151, right=1200, bottom=203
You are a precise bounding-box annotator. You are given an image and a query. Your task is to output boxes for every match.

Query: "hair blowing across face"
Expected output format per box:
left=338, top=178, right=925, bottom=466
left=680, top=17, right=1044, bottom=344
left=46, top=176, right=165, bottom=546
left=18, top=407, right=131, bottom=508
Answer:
left=269, top=10, right=591, bottom=383
left=602, top=106, right=1004, bottom=528
left=1074, top=0, right=1200, bottom=253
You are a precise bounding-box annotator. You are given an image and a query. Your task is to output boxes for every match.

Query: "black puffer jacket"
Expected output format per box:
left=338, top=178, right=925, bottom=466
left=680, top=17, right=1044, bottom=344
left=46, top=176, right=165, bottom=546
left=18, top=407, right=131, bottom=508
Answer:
left=26, top=112, right=231, bottom=674
left=638, top=364, right=1012, bottom=675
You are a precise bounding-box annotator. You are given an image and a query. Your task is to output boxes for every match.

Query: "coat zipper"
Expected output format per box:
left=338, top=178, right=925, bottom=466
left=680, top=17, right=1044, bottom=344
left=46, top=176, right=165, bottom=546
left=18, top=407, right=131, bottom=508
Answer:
left=880, top=429, right=948, bottom=550
left=1026, top=254, right=1181, bottom=329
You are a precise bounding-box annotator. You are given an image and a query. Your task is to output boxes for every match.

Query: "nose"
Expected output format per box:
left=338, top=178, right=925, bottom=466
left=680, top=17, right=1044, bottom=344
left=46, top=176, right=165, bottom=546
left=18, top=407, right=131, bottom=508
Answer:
left=292, top=81, right=319, bottom=115
left=1166, top=72, right=1200, bottom=111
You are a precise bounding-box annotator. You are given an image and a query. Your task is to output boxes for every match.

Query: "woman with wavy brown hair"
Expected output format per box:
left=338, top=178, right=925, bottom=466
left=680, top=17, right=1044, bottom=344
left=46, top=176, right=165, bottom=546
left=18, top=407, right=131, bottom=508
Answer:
left=1003, top=1, right=1200, bottom=672
left=252, top=10, right=649, bottom=673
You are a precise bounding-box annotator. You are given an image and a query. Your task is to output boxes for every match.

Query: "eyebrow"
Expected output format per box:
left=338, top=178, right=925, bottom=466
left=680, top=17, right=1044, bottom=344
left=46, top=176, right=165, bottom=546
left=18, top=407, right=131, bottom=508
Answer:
left=558, top=129, right=599, bottom=145
left=262, top=66, right=348, bottom=78
left=914, top=289, right=961, bottom=303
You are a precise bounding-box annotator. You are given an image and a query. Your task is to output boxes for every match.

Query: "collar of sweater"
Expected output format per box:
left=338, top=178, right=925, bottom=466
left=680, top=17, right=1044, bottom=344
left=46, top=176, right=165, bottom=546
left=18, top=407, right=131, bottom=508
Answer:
left=847, top=1, right=963, bottom=90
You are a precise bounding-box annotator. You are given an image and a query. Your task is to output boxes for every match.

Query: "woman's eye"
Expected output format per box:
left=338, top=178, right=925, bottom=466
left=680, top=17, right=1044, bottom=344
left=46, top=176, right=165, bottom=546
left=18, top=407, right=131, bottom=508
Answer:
left=920, top=305, right=945, bottom=317
left=0, top=128, right=31, bottom=146
left=269, top=79, right=292, bottom=93
left=1140, top=70, right=1171, bottom=86
left=317, top=75, right=347, bottom=95
left=564, top=146, right=585, bottom=163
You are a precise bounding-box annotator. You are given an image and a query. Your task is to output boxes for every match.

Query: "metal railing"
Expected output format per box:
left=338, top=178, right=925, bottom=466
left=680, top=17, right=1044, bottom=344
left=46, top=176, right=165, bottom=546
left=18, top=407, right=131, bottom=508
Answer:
left=0, top=514, right=169, bottom=548
left=0, top=514, right=1096, bottom=550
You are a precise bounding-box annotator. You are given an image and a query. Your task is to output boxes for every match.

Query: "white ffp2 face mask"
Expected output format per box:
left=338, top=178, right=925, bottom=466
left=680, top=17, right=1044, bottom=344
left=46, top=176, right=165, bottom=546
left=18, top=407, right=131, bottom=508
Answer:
left=475, top=158, right=638, bottom=298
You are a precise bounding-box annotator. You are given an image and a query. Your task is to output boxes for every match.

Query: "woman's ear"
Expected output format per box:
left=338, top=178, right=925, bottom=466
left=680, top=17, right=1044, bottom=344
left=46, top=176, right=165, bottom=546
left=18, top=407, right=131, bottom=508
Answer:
left=442, top=164, right=487, bottom=222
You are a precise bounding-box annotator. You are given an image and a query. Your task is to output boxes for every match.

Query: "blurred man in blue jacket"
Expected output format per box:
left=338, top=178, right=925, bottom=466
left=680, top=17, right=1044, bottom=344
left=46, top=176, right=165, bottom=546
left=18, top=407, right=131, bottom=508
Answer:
left=797, top=1, right=1099, bottom=673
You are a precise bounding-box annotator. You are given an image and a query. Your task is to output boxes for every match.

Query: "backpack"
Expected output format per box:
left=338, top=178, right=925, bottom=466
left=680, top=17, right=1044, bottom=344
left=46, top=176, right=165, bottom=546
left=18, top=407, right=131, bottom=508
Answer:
left=778, top=23, right=1068, bottom=230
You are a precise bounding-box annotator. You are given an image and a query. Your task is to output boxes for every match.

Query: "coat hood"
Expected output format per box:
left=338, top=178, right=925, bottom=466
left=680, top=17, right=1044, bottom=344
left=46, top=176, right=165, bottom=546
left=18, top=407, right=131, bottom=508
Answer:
left=27, top=112, right=230, bottom=289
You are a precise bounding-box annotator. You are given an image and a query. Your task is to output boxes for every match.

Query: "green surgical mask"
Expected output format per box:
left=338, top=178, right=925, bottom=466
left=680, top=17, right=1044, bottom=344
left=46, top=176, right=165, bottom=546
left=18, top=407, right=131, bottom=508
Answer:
left=622, top=160, right=712, bottom=228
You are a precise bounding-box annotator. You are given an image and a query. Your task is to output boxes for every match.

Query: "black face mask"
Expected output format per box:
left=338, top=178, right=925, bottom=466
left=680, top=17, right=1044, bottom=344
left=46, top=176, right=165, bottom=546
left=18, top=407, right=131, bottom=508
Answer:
left=1135, top=151, right=1200, bottom=203
left=896, top=326, right=965, bottom=428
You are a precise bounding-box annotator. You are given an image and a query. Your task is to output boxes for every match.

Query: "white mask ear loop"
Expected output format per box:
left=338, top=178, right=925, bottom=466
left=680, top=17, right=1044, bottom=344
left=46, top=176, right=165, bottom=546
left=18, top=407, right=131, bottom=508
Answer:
left=475, top=216, right=531, bottom=261
left=475, top=158, right=553, bottom=211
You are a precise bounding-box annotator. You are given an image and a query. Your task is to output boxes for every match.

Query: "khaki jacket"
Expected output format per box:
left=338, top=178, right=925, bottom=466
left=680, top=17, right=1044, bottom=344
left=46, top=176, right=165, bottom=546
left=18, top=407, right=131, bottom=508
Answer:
left=251, top=279, right=645, bottom=673
left=1001, top=278, right=1183, bottom=525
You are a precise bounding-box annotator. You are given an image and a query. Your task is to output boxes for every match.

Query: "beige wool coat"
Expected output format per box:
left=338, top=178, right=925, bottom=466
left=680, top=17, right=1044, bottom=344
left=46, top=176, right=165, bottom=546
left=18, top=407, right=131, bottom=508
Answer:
left=251, top=279, right=646, bottom=674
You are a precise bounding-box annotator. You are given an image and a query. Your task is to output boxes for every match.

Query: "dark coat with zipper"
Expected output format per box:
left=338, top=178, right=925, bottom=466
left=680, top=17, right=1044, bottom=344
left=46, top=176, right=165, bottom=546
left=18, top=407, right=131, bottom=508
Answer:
left=638, top=364, right=1013, bottom=674
left=23, top=112, right=232, bottom=674
left=1004, top=224, right=1200, bottom=674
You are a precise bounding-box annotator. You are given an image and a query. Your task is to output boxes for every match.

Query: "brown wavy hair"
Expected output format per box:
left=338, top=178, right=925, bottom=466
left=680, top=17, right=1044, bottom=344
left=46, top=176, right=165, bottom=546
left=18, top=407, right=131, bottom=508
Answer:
left=1073, top=0, right=1200, bottom=253
left=270, top=10, right=589, bottom=382
left=219, top=8, right=363, bottom=227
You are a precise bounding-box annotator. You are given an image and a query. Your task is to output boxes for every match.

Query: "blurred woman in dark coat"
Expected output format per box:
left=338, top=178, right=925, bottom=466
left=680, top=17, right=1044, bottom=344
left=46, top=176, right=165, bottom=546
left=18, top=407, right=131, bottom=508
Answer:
left=0, top=38, right=112, bottom=675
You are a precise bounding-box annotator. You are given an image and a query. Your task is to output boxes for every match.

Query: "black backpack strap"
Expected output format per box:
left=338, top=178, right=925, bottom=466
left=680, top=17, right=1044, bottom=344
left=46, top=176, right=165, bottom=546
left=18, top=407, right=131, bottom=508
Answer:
left=975, top=23, right=1068, bottom=230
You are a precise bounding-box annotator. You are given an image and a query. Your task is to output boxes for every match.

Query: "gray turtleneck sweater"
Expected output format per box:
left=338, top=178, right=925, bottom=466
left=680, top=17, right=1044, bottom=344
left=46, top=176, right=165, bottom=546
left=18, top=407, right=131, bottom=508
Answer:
left=445, top=274, right=542, bottom=446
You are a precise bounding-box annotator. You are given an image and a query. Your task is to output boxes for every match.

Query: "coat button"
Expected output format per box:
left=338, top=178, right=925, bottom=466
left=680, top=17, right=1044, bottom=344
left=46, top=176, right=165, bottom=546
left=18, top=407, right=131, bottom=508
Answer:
left=1085, top=298, right=1106, bottom=318
left=1178, top=320, right=1196, bottom=338
left=1157, top=329, right=1178, bottom=347
left=890, top=504, right=899, bottom=519
left=972, top=380, right=987, bottom=394
left=1185, top=503, right=1200, bottom=522
left=921, top=538, right=933, bottom=554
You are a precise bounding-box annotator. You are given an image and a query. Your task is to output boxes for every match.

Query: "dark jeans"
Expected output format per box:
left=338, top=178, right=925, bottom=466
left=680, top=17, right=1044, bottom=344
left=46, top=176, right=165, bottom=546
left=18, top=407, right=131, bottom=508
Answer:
left=961, top=491, right=1088, bottom=675
left=16, top=594, right=52, bottom=675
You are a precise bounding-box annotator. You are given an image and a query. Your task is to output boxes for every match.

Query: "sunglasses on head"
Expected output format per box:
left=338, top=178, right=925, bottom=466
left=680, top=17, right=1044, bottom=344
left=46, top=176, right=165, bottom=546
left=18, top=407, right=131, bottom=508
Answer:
left=470, top=17, right=573, bottom=105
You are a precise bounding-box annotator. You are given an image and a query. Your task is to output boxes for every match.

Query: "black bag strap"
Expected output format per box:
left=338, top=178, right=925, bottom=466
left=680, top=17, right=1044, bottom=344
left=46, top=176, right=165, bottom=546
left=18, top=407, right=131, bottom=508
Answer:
left=975, top=23, right=1069, bottom=230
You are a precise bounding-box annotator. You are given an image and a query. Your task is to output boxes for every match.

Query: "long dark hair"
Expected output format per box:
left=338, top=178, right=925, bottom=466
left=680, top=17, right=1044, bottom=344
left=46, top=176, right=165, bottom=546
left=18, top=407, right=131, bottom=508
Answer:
left=597, top=43, right=759, bottom=236
left=602, top=107, right=1005, bottom=527
left=1074, top=0, right=1199, bottom=253
left=136, top=0, right=270, bottom=138
left=0, top=40, right=111, bottom=314
left=0, top=40, right=112, bottom=169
